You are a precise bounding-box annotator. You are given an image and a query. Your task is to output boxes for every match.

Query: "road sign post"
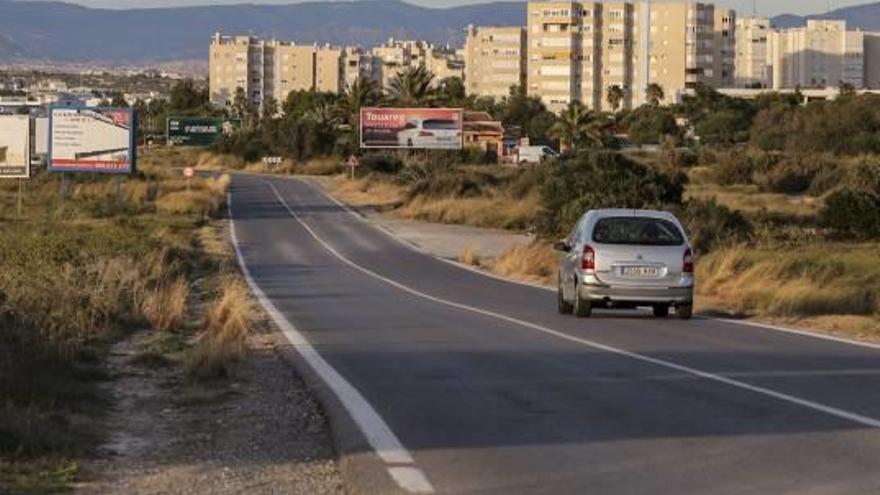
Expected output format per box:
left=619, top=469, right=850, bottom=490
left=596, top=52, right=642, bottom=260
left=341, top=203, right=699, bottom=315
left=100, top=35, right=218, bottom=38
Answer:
left=346, top=155, right=360, bottom=180
left=17, top=178, right=23, bottom=218
left=183, top=166, right=195, bottom=191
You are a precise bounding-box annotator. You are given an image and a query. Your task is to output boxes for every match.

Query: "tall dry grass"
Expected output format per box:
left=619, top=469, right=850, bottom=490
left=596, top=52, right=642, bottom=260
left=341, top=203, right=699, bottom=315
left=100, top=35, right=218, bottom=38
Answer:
left=141, top=278, right=190, bottom=332
left=397, top=193, right=540, bottom=231
left=491, top=242, right=558, bottom=287
left=185, top=279, right=256, bottom=380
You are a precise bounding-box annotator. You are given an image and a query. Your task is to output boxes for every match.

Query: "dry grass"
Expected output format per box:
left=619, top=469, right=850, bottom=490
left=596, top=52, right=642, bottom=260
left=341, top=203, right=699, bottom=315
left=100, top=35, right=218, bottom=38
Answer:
left=298, top=157, right=343, bottom=176
left=458, top=245, right=483, bottom=267
left=396, top=192, right=540, bottom=231
left=696, top=245, right=880, bottom=340
left=155, top=174, right=230, bottom=216
left=327, top=176, right=404, bottom=208
left=491, top=241, right=558, bottom=286
left=141, top=278, right=190, bottom=332
left=185, top=279, right=256, bottom=380
left=686, top=182, right=822, bottom=219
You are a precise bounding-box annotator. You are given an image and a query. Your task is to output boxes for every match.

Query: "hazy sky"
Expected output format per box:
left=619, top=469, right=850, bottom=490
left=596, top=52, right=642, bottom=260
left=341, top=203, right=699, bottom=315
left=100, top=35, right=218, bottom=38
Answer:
left=16, top=0, right=878, bottom=16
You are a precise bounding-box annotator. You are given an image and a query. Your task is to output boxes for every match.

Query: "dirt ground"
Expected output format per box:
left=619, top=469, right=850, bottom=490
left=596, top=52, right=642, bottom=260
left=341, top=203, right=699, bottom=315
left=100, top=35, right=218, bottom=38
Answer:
left=74, top=330, right=344, bottom=495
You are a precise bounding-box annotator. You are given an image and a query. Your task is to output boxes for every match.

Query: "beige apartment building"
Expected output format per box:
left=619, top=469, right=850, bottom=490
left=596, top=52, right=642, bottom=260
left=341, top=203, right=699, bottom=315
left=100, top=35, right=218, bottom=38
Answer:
left=769, top=20, right=866, bottom=90
left=734, top=17, right=771, bottom=88
left=372, top=38, right=463, bottom=90
left=464, top=25, right=527, bottom=99
left=210, top=33, right=344, bottom=109
left=524, top=1, right=726, bottom=114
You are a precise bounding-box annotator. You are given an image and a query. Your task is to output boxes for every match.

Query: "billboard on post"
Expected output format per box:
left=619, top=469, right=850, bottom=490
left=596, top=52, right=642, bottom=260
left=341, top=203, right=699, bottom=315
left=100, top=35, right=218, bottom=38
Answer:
left=49, top=107, right=135, bottom=174
left=167, top=117, right=240, bottom=146
left=360, top=108, right=463, bottom=149
left=0, top=115, right=31, bottom=179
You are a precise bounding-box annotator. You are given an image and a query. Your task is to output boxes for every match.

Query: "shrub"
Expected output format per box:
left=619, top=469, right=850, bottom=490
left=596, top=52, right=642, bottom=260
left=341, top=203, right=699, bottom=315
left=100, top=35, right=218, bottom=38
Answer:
left=361, top=153, right=403, bottom=174
left=538, top=150, right=685, bottom=236
left=819, top=189, right=880, bottom=239
left=712, top=149, right=778, bottom=186
left=185, top=279, right=255, bottom=380
left=624, top=106, right=680, bottom=145
left=677, top=199, right=752, bottom=253
left=753, top=155, right=839, bottom=195
left=141, top=278, right=189, bottom=332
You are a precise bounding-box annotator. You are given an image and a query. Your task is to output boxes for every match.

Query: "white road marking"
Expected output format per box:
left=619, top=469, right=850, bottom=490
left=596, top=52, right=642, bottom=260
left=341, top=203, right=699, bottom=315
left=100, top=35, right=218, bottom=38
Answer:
left=227, top=191, right=435, bottom=493
left=300, top=177, right=880, bottom=352
left=267, top=180, right=880, bottom=430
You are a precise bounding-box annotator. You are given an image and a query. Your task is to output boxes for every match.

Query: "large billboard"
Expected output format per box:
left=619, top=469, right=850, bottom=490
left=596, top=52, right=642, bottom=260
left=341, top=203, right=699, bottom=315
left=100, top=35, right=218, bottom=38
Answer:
left=49, top=107, right=135, bottom=174
left=167, top=117, right=240, bottom=146
left=0, top=115, right=30, bottom=178
left=360, top=108, right=463, bottom=149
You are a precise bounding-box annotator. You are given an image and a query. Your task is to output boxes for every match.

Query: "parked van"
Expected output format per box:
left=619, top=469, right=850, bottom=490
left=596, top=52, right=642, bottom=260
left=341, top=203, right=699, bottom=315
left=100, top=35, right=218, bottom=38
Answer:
left=517, top=146, right=557, bottom=164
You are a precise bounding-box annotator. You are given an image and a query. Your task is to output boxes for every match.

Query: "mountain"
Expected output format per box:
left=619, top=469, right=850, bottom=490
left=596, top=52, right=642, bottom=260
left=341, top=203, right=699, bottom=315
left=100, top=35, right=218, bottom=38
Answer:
left=771, top=2, right=880, bottom=30
left=0, top=0, right=525, bottom=64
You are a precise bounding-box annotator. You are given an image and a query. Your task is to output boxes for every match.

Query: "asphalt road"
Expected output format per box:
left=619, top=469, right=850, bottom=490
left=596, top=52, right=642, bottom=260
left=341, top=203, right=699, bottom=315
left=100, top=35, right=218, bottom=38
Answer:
left=229, top=173, right=880, bottom=495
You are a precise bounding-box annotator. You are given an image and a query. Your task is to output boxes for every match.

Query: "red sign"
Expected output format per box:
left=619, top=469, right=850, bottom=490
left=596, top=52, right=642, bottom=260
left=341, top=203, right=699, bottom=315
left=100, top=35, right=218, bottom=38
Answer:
left=360, top=108, right=463, bottom=150
left=183, top=166, right=195, bottom=178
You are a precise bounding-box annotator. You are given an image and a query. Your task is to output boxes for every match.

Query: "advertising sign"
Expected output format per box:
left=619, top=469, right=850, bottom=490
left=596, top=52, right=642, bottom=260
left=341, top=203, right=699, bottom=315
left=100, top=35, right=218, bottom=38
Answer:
left=0, top=115, right=31, bottom=178
left=167, top=117, right=240, bottom=146
left=49, top=107, right=135, bottom=174
left=360, top=108, right=463, bottom=149
left=34, top=117, right=49, bottom=156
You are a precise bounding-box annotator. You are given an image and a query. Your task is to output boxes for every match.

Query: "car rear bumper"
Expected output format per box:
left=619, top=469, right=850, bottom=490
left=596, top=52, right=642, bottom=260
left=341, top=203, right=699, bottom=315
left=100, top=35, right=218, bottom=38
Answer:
left=578, top=274, right=693, bottom=305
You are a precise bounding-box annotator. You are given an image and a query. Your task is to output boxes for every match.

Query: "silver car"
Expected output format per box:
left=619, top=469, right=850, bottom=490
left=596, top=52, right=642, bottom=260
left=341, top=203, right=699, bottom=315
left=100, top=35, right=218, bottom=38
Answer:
left=555, top=209, right=694, bottom=319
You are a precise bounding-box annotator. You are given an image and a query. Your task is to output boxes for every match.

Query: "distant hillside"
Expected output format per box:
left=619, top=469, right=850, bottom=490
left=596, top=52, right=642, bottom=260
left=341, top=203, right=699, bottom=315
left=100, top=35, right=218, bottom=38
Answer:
left=0, top=0, right=525, bottom=64
left=771, top=2, right=880, bottom=29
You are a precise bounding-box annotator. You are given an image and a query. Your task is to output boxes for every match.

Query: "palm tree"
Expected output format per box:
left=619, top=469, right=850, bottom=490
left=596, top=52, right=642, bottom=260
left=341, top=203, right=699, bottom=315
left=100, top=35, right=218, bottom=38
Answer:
left=339, top=77, right=380, bottom=124
left=548, top=100, right=604, bottom=153
left=646, top=83, right=665, bottom=106
left=388, top=65, right=436, bottom=107
left=606, top=85, right=625, bottom=113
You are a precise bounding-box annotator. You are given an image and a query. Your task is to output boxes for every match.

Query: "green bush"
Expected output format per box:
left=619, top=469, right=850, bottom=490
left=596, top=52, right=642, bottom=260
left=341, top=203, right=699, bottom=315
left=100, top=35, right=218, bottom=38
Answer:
left=819, top=189, right=880, bottom=239
left=624, top=106, right=680, bottom=145
left=712, top=150, right=778, bottom=186
left=753, top=155, right=839, bottom=195
left=538, top=150, right=685, bottom=236
left=676, top=199, right=752, bottom=253
left=361, top=153, right=403, bottom=174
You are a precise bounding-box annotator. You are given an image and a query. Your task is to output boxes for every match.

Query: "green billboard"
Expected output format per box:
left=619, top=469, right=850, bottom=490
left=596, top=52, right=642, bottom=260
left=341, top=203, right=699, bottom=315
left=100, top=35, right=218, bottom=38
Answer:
left=166, top=117, right=240, bottom=146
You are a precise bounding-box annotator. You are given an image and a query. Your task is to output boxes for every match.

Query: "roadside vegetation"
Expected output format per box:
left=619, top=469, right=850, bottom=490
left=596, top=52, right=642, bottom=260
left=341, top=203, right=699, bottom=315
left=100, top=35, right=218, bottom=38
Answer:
left=0, top=151, right=258, bottom=493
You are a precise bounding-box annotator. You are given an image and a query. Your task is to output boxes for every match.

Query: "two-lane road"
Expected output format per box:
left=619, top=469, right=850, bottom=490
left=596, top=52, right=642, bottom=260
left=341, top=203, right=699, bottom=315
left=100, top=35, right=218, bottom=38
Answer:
left=229, top=173, right=880, bottom=494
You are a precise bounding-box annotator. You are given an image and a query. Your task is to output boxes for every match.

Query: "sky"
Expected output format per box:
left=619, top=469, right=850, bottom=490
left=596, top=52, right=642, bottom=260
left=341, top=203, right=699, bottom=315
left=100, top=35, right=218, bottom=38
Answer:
left=13, top=0, right=879, bottom=16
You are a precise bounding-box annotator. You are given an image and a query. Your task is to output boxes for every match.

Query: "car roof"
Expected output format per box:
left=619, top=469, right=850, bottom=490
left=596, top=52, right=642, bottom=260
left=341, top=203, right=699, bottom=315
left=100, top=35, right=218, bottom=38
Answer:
left=588, top=209, right=679, bottom=221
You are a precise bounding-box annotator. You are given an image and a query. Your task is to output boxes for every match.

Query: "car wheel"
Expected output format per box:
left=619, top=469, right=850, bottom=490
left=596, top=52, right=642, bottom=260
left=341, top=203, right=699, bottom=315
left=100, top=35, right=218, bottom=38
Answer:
left=653, top=305, right=670, bottom=318
left=557, top=281, right=573, bottom=314
left=573, top=285, right=592, bottom=318
left=677, top=304, right=693, bottom=320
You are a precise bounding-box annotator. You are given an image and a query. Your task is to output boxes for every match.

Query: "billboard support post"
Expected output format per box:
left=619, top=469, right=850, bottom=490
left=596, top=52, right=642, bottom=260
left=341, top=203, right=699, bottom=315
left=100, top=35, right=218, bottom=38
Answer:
left=17, top=178, right=23, bottom=218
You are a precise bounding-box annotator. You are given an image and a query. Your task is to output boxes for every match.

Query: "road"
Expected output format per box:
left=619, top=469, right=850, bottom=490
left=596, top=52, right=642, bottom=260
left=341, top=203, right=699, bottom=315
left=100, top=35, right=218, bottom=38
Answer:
left=229, top=173, right=880, bottom=495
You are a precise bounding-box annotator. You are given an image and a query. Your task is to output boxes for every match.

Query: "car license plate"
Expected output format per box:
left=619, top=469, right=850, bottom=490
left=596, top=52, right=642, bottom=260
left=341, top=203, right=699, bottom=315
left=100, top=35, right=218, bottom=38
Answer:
left=621, top=266, right=660, bottom=278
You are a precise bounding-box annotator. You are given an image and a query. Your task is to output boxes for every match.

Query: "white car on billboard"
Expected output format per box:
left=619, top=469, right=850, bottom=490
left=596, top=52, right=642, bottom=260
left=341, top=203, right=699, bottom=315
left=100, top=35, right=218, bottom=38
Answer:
left=397, top=118, right=462, bottom=148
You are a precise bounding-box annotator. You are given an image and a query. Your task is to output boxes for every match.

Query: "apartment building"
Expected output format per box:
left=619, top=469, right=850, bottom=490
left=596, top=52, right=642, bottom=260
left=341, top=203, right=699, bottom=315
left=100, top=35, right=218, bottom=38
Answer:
left=524, top=1, right=724, bottom=113
left=464, top=25, right=527, bottom=99
left=210, top=33, right=345, bottom=108
left=769, top=20, right=866, bottom=90
left=714, top=8, right=736, bottom=87
left=371, top=38, right=463, bottom=90
left=734, top=17, right=771, bottom=88
left=342, top=46, right=373, bottom=89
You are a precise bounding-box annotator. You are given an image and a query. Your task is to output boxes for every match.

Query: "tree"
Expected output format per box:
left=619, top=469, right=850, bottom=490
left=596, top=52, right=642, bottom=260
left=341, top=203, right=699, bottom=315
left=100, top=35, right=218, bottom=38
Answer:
left=607, top=85, right=625, bottom=112
left=261, top=96, right=279, bottom=121
left=646, top=83, right=664, bottom=106
left=169, top=79, right=209, bottom=113
left=435, top=77, right=467, bottom=107
left=548, top=100, right=604, bottom=152
left=500, top=85, right=557, bottom=145
left=232, top=87, right=257, bottom=130
left=388, top=65, right=435, bottom=107
left=624, top=105, right=680, bottom=145
left=109, top=92, right=128, bottom=107
left=339, top=77, right=380, bottom=124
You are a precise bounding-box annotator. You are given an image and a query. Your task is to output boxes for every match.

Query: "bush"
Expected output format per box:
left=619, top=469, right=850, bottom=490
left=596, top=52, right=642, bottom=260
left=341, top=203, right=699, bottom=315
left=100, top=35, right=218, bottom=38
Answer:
left=538, top=150, right=685, bottom=236
left=753, top=155, right=839, bottom=195
left=361, top=153, right=403, bottom=174
left=819, top=189, right=880, bottom=239
left=677, top=199, right=752, bottom=253
left=712, top=150, right=778, bottom=186
left=624, top=106, right=680, bottom=145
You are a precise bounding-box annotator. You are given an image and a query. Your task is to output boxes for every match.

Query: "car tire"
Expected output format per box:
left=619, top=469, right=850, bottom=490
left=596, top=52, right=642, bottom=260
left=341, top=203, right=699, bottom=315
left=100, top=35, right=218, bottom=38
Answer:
left=677, top=304, right=693, bottom=320
left=653, top=305, right=670, bottom=317
left=573, top=286, right=592, bottom=318
left=557, top=282, right=573, bottom=314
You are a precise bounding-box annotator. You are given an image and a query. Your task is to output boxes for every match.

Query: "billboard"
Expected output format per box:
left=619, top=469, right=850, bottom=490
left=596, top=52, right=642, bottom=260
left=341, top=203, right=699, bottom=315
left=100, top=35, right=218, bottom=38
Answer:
left=49, top=107, right=135, bottom=174
left=167, top=117, right=240, bottom=146
left=0, top=115, right=31, bottom=178
left=360, top=108, right=463, bottom=149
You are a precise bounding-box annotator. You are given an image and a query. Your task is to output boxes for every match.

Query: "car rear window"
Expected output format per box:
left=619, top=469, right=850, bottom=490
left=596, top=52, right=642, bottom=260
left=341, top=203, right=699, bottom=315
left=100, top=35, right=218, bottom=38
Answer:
left=423, top=119, right=458, bottom=130
left=592, top=217, right=684, bottom=246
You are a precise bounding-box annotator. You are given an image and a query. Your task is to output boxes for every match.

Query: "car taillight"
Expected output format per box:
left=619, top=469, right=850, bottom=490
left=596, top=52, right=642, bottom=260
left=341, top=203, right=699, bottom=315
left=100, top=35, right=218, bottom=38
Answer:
left=419, top=131, right=434, bottom=136
left=582, top=245, right=595, bottom=271
left=683, top=248, right=694, bottom=274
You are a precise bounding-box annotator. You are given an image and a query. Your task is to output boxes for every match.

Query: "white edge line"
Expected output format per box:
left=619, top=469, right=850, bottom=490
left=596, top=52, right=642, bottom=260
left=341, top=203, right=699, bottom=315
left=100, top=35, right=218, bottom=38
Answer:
left=267, top=180, right=880, bottom=430
left=300, top=176, right=880, bottom=352
left=226, top=190, right=435, bottom=494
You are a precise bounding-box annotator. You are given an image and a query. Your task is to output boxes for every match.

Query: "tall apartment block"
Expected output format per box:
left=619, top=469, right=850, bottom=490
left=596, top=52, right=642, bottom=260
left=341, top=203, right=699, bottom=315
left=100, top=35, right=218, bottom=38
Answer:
left=734, top=17, right=771, bottom=88
left=769, top=20, right=868, bottom=90
left=209, top=33, right=344, bottom=109
left=714, top=8, right=736, bottom=87
left=523, top=1, right=727, bottom=114
left=372, top=39, right=463, bottom=91
left=464, top=25, right=527, bottom=99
